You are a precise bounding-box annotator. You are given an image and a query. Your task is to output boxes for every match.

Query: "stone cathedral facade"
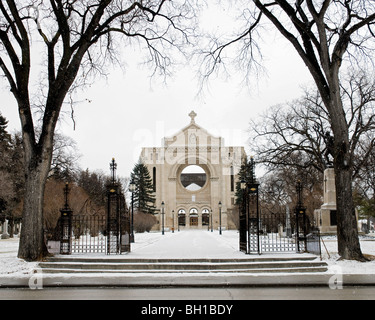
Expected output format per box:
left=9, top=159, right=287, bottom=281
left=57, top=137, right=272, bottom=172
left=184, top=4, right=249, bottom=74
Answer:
left=140, top=111, right=247, bottom=231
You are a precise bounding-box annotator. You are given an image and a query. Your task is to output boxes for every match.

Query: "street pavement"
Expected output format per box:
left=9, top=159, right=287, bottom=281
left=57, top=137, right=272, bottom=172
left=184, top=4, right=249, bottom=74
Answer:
left=1, top=286, right=375, bottom=300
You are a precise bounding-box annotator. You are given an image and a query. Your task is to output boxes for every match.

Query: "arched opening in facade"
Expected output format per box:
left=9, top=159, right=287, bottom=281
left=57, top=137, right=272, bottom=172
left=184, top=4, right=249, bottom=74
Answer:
left=202, top=209, right=210, bottom=226
left=178, top=209, right=186, bottom=227
left=180, top=165, right=207, bottom=191
left=189, top=208, right=198, bottom=226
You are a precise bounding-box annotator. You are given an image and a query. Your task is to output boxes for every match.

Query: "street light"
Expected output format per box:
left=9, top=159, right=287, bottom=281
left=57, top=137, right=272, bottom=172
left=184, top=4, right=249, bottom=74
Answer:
left=172, top=210, right=175, bottom=233
left=129, top=179, right=136, bottom=243
left=210, top=209, right=213, bottom=232
left=161, top=201, right=165, bottom=235
left=218, top=201, right=222, bottom=235
left=178, top=210, right=180, bottom=232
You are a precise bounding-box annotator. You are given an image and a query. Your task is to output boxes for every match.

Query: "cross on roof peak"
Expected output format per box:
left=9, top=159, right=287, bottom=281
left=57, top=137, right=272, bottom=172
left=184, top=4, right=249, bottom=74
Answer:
left=189, top=110, right=197, bottom=122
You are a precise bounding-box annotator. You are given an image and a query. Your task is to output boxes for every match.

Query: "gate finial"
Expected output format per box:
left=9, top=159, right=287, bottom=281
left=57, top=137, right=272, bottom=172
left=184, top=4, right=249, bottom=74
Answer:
left=110, top=157, right=117, bottom=185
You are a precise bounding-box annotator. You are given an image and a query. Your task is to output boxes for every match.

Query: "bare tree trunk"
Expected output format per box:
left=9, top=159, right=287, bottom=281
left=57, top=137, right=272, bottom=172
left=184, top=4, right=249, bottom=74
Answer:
left=18, top=168, right=49, bottom=261
left=328, top=83, right=365, bottom=261
left=18, top=134, right=54, bottom=261
left=335, top=167, right=363, bottom=260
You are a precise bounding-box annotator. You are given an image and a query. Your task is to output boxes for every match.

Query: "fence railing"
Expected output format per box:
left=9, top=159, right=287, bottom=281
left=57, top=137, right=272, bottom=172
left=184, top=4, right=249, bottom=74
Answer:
left=306, top=228, right=322, bottom=257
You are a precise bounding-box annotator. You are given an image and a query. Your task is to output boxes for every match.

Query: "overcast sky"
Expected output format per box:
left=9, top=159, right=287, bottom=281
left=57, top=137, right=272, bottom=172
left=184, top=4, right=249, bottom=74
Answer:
left=0, top=4, right=313, bottom=180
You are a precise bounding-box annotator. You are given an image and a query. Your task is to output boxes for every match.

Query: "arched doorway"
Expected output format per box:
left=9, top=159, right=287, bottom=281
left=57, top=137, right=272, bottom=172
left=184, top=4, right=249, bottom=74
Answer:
left=202, top=209, right=210, bottom=226
left=189, top=208, right=198, bottom=227
left=178, top=209, right=186, bottom=227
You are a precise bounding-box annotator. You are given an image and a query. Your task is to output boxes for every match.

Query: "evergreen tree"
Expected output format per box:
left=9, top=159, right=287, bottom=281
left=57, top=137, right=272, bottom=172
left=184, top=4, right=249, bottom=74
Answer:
left=0, top=112, right=9, bottom=140
left=130, top=161, right=156, bottom=215
left=0, top=113, right=16, bottom=218
left=0, top=112, right=11, bottom=151
left=235, top=156, right=256, bottom=207
left=77, top=169, right=107, bottom=208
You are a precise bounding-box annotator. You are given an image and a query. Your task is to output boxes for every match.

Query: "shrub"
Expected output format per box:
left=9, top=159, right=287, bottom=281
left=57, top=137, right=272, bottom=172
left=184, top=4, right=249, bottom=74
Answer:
left=134, top=211, right=157, bottom=233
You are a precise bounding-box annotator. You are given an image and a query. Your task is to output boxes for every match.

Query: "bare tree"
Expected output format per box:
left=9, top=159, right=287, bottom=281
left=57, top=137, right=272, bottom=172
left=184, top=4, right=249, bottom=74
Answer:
left=0, top=1, right=196, bottom=261
left=250, top=71, right=375, bottom=178
left=202, top=0, right=375, bottom=261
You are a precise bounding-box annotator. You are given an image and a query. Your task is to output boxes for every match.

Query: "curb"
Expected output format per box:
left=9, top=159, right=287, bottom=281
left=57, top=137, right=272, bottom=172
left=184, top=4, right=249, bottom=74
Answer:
left=1, top=272, right=375, bottom=289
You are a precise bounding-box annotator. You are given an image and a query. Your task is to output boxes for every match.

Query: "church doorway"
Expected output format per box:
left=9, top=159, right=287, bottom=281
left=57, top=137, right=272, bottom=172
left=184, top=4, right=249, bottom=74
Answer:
left=202, top=209, right=210, bottom=226
left=190, top=216, right=198, bottom=226
left=189, top=208, right=198, bottom=227
left=178, top=209, right=186, bottom=227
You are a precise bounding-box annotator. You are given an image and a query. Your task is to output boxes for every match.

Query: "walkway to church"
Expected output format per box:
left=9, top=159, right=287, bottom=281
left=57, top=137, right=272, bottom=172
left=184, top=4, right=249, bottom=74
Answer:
left=127, top=230, right=247, bottom=259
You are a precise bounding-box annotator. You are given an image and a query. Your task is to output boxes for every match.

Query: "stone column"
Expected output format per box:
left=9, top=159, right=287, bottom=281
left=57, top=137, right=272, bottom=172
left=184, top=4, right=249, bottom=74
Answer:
left=323, top=168, right=336, bottom=206
left=319, top=168, right=337, bottom=234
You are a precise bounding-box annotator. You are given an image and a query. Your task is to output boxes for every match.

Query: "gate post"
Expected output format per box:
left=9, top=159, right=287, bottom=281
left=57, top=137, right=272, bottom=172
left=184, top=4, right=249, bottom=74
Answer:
left=119, top=192, right=131, bottom=253
left=295, top=180, right=307, bottom=252
left=239, top=157, right=260, bottom=254
left=239, top=179, right=248, bottom=253
left=107, top=158, right=120, bottom=254
left=60, top=183, right=73, bottom=255
left=106, top=158, right=131, bottom=255
left=248, top=179, right=260, bottom=254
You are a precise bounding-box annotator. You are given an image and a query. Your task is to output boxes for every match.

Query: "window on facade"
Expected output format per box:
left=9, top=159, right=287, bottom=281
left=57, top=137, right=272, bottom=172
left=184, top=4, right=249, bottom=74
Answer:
left=180, top=165, right=206, bottom=191
left=230, top=166, right=234, bottom=192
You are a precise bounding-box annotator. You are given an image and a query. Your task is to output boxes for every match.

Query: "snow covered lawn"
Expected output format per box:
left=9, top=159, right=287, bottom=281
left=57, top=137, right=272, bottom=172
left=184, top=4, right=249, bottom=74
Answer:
left=1, top=230, right=374, bottom=277
left=0, top=237, right=38, bottom=276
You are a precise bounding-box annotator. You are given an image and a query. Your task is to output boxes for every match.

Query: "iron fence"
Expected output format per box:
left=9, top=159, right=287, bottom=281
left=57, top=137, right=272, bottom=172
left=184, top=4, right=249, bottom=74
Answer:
left=306, top=228, right=321, bottom=256
left=70, top=214, right=107, bottom=254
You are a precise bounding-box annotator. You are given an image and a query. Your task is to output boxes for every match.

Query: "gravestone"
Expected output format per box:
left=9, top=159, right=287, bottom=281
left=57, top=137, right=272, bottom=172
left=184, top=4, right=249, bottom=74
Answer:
left=1, top=219, right=10, bottom=239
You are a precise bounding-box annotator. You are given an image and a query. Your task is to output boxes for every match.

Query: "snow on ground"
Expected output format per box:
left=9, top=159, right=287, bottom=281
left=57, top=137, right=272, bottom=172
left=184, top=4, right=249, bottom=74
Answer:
left=320, top=234, right=375, bottom=274
left=0, top=238, right=38, bottom=276
left=0, top=230, right=375, bottom=277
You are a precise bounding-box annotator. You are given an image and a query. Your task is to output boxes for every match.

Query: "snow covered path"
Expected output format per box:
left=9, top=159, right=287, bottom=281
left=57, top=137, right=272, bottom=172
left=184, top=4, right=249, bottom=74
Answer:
left=129, top=230, right=245, bottom=259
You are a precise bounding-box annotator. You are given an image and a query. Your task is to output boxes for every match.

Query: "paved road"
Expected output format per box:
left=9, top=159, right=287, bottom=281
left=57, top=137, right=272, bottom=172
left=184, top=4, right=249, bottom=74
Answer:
left=1, top=286, right=374, bottom=300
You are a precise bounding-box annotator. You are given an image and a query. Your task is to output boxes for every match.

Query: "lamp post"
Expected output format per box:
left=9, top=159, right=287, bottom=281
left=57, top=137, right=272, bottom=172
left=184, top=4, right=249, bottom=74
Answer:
left=210, top=210, right=213, bottom=232
left=208, top=210, right=210, bottom=232
left=129, top=179, right=136, bottom=243
left=178, top=211, right=180, bottom=232
left=172, top=210, right=175, bottom=233
left=161, top=201, right=165, bottom=235
left=218, top=201, right=222, bottom=235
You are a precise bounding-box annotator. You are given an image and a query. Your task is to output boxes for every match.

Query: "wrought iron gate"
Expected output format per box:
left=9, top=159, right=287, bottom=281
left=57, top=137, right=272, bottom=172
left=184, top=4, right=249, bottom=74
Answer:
left=54, top=159, right=130, bottom=255
left=239, top=160, right=314, bottom=254
left=241, top=206, right=307, bottom=254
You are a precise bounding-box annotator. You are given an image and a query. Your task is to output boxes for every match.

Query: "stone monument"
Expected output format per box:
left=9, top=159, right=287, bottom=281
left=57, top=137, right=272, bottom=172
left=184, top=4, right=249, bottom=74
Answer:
left=1, top=219, right=10, bottom=239
left=314, top=168, right=337, bottom=234
left=314, top=167, right=360, bottom=234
